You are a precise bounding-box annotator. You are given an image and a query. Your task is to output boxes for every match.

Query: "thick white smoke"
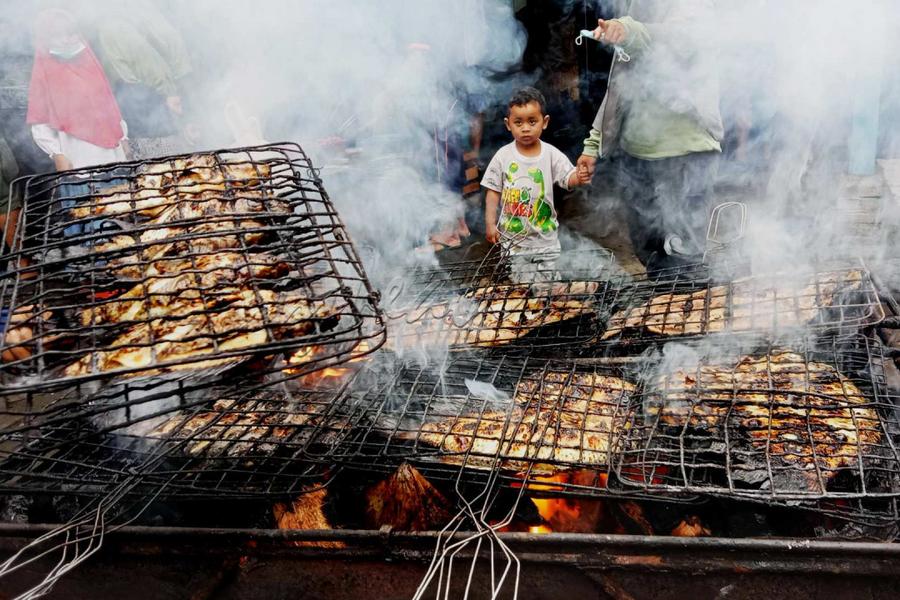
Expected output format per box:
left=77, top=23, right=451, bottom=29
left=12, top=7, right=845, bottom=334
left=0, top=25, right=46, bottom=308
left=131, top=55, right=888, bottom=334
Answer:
left=596, top=0, right=899, bottom=272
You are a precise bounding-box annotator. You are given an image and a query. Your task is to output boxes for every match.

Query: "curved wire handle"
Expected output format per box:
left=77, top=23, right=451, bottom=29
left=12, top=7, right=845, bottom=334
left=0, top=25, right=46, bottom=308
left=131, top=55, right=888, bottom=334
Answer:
left=575, top=29, right=631, bottom=62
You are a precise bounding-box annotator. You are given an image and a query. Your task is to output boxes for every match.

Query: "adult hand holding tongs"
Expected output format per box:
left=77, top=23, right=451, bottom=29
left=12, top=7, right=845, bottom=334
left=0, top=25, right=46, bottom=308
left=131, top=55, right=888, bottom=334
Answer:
left=576, top=19, right=631, bottom=62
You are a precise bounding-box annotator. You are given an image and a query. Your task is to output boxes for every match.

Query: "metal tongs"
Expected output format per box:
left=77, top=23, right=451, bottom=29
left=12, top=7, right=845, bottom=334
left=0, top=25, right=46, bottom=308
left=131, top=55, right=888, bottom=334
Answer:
left=575, top=28, right=631, bottom=62
left=703, top=201, right=749, bottom=272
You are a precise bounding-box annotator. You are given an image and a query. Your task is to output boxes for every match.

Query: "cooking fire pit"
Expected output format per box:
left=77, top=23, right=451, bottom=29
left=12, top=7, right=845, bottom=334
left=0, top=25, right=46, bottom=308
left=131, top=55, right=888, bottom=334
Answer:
left=2, top=145, right=899, bottom=599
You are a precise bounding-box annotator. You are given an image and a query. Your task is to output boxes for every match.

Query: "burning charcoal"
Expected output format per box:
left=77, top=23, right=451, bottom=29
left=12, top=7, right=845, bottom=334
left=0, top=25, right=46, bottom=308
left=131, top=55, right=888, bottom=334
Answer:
left=670, top=515, right=711, bottom=537
left=363, top=463, right=452, bottom=531
left=482, top=487, right=542, bottom=526
left=273, top=487, right=344, bottom=548
left=610, top=500, right=654, bottom=535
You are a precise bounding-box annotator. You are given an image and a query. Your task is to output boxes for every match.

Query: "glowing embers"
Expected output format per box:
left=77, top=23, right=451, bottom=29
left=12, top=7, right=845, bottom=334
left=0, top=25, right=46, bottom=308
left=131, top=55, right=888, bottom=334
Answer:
left=0, top=142, right=385, bottom=396
left=600, top=265, right=883, bottom=341
left=610, top=335, right=900, bottom=502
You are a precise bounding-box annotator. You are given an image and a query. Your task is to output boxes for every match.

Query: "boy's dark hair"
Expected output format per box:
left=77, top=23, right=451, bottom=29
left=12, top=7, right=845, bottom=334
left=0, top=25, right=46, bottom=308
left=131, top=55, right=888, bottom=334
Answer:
left=508, top=87, right=546, bottom=115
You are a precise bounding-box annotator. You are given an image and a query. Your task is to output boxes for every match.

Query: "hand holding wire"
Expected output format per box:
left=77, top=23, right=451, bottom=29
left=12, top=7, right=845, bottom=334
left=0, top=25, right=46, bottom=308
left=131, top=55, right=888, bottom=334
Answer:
left=575, top=19, right=631, bottom=63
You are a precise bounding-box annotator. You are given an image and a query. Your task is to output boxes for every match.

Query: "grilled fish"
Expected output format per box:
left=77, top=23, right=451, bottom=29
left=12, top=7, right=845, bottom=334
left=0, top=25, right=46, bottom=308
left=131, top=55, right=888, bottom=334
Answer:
left=100, top=219, right=268, bottom=280
left=405, top=371, right=633, bottom=473
left=68, top=158, right=274, bottom=220
left=643, top=351, right=881, bottom=492
left=602, top=270, right=866, bottom=340
left=390, top=281, right=599, bottom=349
left=146, top=396, right=333, bottom=459
left=79, top=252, right=291, bottom=327
left=65, top=289, right=333, bottom=378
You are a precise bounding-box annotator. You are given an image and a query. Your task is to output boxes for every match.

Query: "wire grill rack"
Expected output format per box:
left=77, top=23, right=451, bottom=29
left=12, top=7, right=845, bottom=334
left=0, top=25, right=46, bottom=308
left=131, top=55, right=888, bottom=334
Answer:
left=313, top=352, right=639, bottom=492
left=599, top=263, right=884, bottom=343
left=0, top=143, right=385, bottom=399
left=383, top=245, right=624, bottom=354
left=0, top=376, right=358, bottom=499
left=609, top=334, right=900, bottom=503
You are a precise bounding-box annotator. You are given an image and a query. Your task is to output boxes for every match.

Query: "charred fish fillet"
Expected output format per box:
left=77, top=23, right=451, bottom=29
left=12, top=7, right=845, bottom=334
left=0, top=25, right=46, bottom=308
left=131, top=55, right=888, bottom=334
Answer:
left=79, top=251, right=291, bottom=327
left=390, top=281, right=599, bottom=349
left=405, top=371, right=633, bottom=474
left=67, top=158, right=274, bottom=220
left=65, top=290, right=334, bottom=378
left=100, top=219, right=268, bottom=280
left=602, top=270, right=866, bottom=340
left=146, top=396, right=337, bottom=460
left=642, top=351, right=881, bottom=492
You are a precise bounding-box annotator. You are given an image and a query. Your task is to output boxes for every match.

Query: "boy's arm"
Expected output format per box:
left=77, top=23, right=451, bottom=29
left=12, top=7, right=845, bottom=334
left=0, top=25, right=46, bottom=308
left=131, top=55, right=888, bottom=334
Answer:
left=480, top=151, right=504, bottom=244
left=567, top=169, right=584, bottom=188
left=485, top=190, right=501, bottom=244
left=552, top=148, right=583, bottom=189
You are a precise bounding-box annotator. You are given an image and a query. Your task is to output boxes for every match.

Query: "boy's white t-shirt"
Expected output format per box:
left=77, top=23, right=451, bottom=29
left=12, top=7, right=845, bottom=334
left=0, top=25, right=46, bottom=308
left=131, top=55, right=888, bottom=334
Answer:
left=481, top=141, right=576, bottom=250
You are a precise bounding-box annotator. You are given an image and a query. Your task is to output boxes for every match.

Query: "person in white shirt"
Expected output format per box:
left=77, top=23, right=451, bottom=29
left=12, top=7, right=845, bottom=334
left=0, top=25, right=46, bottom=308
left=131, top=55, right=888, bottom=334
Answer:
left=481, top=87, right=589, bottom=282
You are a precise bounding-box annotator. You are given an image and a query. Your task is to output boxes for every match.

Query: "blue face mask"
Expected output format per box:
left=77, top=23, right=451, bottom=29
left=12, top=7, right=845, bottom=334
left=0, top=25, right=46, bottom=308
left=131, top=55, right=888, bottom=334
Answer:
left=49, top=42, right=85, bottom=60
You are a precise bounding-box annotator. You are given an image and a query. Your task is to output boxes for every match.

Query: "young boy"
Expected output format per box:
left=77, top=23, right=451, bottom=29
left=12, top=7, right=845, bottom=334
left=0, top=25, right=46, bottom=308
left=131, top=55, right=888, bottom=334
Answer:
left=481, top=87, right=587, bottom=281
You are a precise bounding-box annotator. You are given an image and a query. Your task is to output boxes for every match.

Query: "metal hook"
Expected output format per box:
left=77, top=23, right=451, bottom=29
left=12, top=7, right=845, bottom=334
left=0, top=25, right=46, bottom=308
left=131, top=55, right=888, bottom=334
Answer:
left=575, top=29, right=630, bottom=62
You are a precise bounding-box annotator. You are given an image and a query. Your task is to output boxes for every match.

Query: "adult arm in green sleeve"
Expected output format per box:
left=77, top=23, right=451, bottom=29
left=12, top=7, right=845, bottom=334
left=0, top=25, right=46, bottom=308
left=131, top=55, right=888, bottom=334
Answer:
left=581, top=127, right=602, bottom=158
left=137, top=5, right=193, bottom=80
left=614, top=16, right=651, bottom=57
left=614, top=0, right=716, bottom=61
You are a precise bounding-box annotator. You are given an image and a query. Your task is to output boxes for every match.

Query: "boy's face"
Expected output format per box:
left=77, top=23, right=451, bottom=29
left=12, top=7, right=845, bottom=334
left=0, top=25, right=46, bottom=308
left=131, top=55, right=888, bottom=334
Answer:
left=504, top=101, right=549, bottom=147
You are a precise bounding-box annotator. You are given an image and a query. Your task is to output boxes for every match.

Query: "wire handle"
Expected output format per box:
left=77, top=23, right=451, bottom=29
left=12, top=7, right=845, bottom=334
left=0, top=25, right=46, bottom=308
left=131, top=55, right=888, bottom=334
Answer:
left=575, top=29, right=631, bottom=62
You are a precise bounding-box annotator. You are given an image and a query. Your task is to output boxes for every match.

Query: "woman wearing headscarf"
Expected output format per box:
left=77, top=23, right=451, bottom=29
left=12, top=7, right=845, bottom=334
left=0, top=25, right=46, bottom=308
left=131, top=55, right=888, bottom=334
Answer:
left=26, top=8, right=128, bottom=171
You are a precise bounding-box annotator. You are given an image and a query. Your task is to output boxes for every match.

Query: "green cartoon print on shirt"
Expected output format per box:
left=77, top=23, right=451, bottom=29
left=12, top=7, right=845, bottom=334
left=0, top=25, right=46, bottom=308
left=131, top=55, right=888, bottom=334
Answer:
left=500, top=163, right=557, bottom=235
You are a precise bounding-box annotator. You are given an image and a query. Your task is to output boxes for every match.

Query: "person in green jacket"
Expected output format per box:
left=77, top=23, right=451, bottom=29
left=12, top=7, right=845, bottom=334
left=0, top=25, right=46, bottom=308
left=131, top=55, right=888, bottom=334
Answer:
left=90, top=1, right=193, bottom=159
left=576, top=0, right=723, bottom=271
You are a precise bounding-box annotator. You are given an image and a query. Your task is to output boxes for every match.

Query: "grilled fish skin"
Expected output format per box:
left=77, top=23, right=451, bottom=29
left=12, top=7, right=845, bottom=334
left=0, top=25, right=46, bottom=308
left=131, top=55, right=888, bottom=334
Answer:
left=643, top=351, right=881, bottom=492
left=389, top=281, right=599, bottom=350
left=79, top=252, right=291, bottom=328
left=406, top=371, right=633, bottom=474
left=100, top=219, right=268, bottom=280
left=65, top=289, right=334, bottom=378
left=602, top=270, right=865, bottom=340
left=147, top=396, right=334, bottom=459
left=67, top=158, right=274, bottom=221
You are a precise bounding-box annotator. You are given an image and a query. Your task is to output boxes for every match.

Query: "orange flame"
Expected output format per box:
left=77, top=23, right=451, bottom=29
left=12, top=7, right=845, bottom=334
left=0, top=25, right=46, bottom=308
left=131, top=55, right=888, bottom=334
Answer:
left=528, top=525, right=552, bottom=534
left=525, top=471, right=607, bottom=534
left=286, top=340, right=373, bottom=385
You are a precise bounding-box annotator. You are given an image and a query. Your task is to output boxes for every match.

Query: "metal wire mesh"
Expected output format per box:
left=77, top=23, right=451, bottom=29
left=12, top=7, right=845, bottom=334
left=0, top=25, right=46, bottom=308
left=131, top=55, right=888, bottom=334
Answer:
left=314, top=353, right=638, bottom=493
left=383, top=245, right=624, bottom=354
left=599, top=263, right=884, bottom=343
left=0, top=143, right=384, bottom=399
left=609, top=334, right=900, bottom=503
left=0, top=375, right=358, bottom=499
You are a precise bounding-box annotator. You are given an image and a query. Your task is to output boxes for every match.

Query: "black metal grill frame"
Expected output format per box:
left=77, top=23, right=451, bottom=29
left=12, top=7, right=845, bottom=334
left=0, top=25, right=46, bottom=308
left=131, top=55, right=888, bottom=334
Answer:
left=599, top=262, right=884, bottom=343
left=310, top=352, right=654, bottom=500
left=0, top=374, right=359, bottom=499
left=0, top=142, right=385, bottom=400
left=382, top=244, right=625, bottom=354
left=608, top=334, right=900, bottom=503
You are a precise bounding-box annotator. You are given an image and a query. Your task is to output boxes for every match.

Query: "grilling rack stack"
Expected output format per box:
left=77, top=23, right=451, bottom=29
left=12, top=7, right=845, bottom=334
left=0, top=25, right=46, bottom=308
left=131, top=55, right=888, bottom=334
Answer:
left=0, top=143, right=386, bottom=502
left=312, top=253, right=900, bottom=530
left=1, top=151, right=899, bottom=570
